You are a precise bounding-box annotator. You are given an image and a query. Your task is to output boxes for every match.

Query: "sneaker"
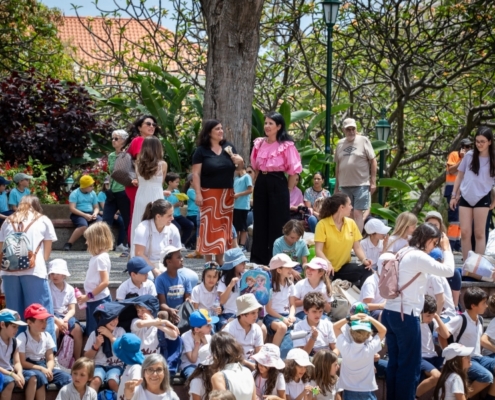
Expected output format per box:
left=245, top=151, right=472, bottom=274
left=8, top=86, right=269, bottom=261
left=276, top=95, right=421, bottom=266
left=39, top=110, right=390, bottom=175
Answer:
left=63, top=243, right=72, bottom=251
left=120, top=251, right=129, bottom=258
left=116, top=243, right=128, bottom=252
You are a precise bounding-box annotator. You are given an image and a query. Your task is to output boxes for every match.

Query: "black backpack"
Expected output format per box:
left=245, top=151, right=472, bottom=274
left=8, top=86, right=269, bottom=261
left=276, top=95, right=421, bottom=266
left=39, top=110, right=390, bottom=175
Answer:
left=447, top=314, right=483, bottom=345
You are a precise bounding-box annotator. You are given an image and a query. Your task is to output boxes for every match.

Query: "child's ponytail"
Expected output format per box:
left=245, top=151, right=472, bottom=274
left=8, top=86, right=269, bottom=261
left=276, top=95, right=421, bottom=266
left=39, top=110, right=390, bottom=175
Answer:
left=321, top=272, right=332, bottom=297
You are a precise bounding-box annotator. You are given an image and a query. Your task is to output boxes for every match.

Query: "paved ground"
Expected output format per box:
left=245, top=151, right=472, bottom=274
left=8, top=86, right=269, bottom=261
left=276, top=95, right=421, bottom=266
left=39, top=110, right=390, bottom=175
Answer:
left=55, top=249, right=465, bottom=286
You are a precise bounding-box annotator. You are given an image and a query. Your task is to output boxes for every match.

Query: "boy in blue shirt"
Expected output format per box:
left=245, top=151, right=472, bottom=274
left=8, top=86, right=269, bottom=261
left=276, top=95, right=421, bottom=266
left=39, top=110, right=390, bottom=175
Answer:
left=8, top=173, right=32, bottom=211
left=233, top=166, right=253, bottom=249
left=164, top=173, right=194, bottom=248
left=64, top=175, right=101, bottom=251
left=155, top=245, right=192, bottom=325
left=0, top=176, right=13, bottom=225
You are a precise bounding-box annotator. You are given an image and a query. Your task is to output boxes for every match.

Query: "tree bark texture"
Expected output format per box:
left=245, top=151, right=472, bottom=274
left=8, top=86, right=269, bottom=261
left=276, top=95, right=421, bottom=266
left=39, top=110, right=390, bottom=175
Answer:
left=199, top=0, right=264, bottom=163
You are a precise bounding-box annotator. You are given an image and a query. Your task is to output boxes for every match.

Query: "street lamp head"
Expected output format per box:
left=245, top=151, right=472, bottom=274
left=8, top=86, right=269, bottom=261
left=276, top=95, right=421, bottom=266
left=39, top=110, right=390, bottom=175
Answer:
left=375, top=108, right=391, bottom=142
left=322, top=0, right=341, bottom=26
left=64, top=176, right=74, bottom=192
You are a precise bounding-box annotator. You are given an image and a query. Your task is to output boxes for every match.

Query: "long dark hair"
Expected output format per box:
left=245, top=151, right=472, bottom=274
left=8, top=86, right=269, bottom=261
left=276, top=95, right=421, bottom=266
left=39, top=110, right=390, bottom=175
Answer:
left=265, top=112, right=293, bottom=143
left=220, top=268, right=238, bottom=293
left=141, top=199, right=173, bottom=221
left=185, top=365, right=213, bottom=400
left=210, top=332, right=244, bottom=372
left=470, top=126, right=495, bottom=177
left=319, top=193, right=349, bottom=219
left=409, top=223, right=441, bottom=250
left=124, top=115, right=161, bottom=148
left=312, top=350, right=338, bottom=397
left=197, top=119, right=226, bottom=148
left=136, top=136, right=164, bottom=180
left=433, top=356, right=470, bottom=399
left=253, top=364, right=280, bottom=396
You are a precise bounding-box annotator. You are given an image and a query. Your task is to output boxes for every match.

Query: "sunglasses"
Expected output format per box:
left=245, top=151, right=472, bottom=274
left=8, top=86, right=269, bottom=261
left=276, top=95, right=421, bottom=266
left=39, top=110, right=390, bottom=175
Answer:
left=204, top=261, right=220, bottom=270
left=144, top=122, right=157, bottom=127
left=111, top=137, right=121, bottom=141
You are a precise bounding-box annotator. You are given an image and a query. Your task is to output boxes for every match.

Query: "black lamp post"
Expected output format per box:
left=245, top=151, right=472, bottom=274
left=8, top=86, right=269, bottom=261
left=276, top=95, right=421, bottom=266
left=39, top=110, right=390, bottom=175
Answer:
left=375, top=108, right=391, bottom=205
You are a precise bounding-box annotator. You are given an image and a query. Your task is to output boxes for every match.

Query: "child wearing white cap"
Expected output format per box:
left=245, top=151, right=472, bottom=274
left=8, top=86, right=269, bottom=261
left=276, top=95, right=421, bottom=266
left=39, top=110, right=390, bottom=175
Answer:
left=48, top=259, right=84, bottom=360
left=434, top=343, right=473, bottom=400
left=283, top=348, right=316, bottom=400
left=360, top=218, right=391, bottom=271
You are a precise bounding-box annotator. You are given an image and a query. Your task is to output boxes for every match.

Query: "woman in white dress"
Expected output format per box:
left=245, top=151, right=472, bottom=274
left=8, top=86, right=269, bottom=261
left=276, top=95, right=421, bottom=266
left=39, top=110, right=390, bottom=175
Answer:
left=130, top=136, right=167, bottom=253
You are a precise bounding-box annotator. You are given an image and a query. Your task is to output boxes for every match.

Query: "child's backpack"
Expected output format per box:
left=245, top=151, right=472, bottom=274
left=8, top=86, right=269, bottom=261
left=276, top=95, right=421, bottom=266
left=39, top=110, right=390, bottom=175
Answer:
left=446, top=314, right=484, bottom=345
left=240, top=269, right=271, bottom=305
left=97, top=389, right=117, bottom=400
left=1, top=216, right=42, bottom=271
left=378, top=248, right=419, bottom=319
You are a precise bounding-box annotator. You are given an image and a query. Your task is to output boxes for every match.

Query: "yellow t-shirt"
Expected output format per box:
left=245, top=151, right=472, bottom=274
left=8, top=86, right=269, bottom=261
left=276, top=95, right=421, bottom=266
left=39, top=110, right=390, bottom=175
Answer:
left=314, top=216, right=362, bottom=272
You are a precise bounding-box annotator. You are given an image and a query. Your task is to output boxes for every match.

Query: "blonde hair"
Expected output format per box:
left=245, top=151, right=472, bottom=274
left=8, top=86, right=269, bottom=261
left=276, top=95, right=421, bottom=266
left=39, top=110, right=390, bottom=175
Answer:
left=72, top=357, right=95, bottom=379
left=350, top=329, right=371, bottom=344
left=7, top=195, right=43, bottom=225
left=385, top=212, right=418, bottom=251
left=83, top=222, right=114, bottom=256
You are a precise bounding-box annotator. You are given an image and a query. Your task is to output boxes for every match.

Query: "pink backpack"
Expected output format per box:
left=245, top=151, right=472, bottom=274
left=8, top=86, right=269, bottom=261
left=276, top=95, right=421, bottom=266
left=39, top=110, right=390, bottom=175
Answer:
left=378, top=248, right=420, bottom=320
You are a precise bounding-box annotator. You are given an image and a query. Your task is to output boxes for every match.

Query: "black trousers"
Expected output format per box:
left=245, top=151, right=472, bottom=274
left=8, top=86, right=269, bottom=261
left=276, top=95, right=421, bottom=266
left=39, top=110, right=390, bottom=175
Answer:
left=102, top=190, right=131, bottom=245
left=250, top=172, right=290, bottom=265
left=333, top=262, right=373, bottom=289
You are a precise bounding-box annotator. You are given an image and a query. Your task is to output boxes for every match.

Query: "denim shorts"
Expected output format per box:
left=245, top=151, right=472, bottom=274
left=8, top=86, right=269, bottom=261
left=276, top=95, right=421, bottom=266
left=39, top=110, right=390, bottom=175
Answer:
left=263, top=313, right=289, bottom=336
left=420, top=356, right=444, bottom=377
left=94, top=365, right=124, bottom=384
left=54, top=313, right=83, bottom=335
left=70, top=213, right=103, bottom=228
left=342, top=390, right=377, bottom=400
left=340, top=186, right=370, bottom=210
left=468, top=356, right=495, bottom=383
left=23, top=358, right=72, bottom=389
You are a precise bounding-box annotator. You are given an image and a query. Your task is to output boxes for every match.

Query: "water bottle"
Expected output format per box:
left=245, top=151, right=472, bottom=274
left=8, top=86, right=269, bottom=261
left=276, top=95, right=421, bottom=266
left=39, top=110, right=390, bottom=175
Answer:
left=290, top=330, right=309, bottom=341
left=74, top=288, right=87, bottom=310
left=211, top=296, right=221, bottom=316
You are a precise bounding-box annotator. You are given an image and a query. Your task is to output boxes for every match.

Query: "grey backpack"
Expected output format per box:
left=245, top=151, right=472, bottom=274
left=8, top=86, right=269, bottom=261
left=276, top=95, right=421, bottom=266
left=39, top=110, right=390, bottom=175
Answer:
left=1, top=216, right=42, bottom=271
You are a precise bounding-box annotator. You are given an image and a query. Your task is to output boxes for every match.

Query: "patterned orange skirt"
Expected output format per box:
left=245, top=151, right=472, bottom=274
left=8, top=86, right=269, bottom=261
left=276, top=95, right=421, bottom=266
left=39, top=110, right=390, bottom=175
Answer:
left=197, top=188, right=234, bottom=255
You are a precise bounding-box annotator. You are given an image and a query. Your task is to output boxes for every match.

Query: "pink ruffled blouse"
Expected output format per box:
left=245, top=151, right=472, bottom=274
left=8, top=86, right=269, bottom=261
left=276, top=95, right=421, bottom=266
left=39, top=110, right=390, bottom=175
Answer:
left=250, top=138, right=302, bottom=175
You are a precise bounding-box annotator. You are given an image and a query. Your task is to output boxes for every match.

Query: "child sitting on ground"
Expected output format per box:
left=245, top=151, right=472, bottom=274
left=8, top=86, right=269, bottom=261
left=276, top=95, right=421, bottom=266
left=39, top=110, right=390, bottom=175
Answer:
left=333, top=312, right=386, bottom=398
left=186, top=346, right=214, bottom=400
left=434, top=343, right=473, bottom=400
left=0, top=309, right=37, bottom=400
left=383, top=211, right=417, bottom=253
left=252, top=344, right=286, bottom=399
left=64, top=175, right=101, bottom=251
left=0, top=176, right=13, bottom=225
left=223, top=294, right=264, bottom=371
left=8, top=173, right=32, bottom=211
left=191, top=262, right=221, bottom=314
left=312, top=349, right=340, bottom=400
left=442, top=287, right=495, bottom=399
left=273, top=220, right=310, bottom=272
left=114, top=333, right=144, bottom=400
left=417, top=295, right=450, bottom=398
left=130, top=295, right=179, bottom=356
left=180, top=310, right=217, bottom=379
left=292, top=292, right=337, bottom=355
left=359, top=264, right=386, bottom=320
left=83, top=302, right=125, bottom=394
left=55, top=357, right=97, bottom=400
left=116, top=257, right=157, bottom=300
left=360, top=218, right=391, bottom=270
left=20, top=304, right=72, bottom=398
left=48, top=259, right=84, bottom=361
left=284, top=348, right=315, bottom=400
left=155, top=245, right=192, bottom=324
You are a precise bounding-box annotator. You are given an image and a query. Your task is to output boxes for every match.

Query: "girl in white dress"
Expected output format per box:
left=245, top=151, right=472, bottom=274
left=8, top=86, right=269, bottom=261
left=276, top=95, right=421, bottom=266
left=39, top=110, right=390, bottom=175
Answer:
left=130, top=136, right=168, bottom=253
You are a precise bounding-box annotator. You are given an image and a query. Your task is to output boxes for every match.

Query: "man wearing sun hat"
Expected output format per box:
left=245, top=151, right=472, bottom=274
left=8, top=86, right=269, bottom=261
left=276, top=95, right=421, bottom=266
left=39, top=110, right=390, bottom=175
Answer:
left=223, top=293, right=263, bottom=371
left=335, top=118, right=377, bottom=232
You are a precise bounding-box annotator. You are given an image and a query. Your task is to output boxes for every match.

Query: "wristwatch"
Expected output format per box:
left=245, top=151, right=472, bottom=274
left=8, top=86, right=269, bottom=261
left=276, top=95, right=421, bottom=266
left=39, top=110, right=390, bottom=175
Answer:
left=346, top=315, right=351, bottom=323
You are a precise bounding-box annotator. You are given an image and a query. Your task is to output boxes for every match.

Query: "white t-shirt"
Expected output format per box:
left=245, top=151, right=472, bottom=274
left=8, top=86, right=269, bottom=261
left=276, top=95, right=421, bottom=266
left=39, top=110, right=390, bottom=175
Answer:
left=421, top=319, right=439, bottom=358
left=180, top=330, right=211, bottom=371
left=55, top=383, right=97, bottom=400
left=130, top=319, right=174, bottom=356
left=191, top=282, right=217, bottom=310
left=0, top=337, right=19, bottom=371
left=313, top=379, right=338, bottom=400
left=286, top=380, right=307, bottom=400
left=18, top=330, right=55, bottom=361
left=217, top=276, right=240, bottom=315
left=223, top=319, right=263, bottom=358
left=84, top=328, right=125, bottom=367
left=253, top=370, right=286, bottom=397
left=482, top=319, right=495, bottom=356
left=445, top=312, right=483, bottom=356
left=116, top=278, right=157, bottom=300
left=84, top=253, right=111, bottom=301
left=360, top=237, right=383, bottom=269
left=292, top=279, right=333, bottom=314
left=131, top=386, right=179, bottom=400
left=359, top=274, right=384, bottom=304
left=438, top=373, right=466, bottom=400
left=292, top=318, right=337, bottom=351
left=426, top=275, right=456, bottom=318
left=336, top=334, right=382, bottom=391
left=270, top=282, right=295, bottom=314
left=189, top=377, right=206, bottom=400
left=0, top=213, right=57, bottom=279
left=458, top=151, right=495, bottom=206
left=385, top=236, right=409, bottom=253
left=133, top=220, right=181, bottom=261
left=117, top=364, right=142, bottom=400
left=49, top=281, right=77, bottom=315
left=222, top=362, right=255, bottom=400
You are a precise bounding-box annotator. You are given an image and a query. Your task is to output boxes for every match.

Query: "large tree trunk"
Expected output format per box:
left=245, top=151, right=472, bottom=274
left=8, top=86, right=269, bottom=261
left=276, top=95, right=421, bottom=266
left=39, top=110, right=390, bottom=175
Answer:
left=199, top=0, right=264, bottom=163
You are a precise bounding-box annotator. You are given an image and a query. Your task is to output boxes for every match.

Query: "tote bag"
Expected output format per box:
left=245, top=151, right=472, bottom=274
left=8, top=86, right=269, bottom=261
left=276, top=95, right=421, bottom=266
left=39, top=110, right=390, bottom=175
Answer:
left=110, top=152, right=135, bottom=187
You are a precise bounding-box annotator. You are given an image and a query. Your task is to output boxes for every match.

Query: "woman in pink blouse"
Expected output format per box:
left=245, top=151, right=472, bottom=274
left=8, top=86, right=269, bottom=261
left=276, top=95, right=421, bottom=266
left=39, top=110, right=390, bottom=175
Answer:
left=250, top=112, right=303, bottom=265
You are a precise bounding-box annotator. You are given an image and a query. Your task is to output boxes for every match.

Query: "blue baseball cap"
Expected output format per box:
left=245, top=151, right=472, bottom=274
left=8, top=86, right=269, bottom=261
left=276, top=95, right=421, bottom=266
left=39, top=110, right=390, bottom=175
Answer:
left=126, top=257, right=153, bottom=275
left=0, top=309, right=27, bottom=326
left=189, top=309, right=219, bottom=328
left=0, top=177, right=11, bottom=186
left=429, top=248, right=444, bottom=262
left=220, top=248, right=248, bottom=271
left=113, top=333, right=145, bottom=365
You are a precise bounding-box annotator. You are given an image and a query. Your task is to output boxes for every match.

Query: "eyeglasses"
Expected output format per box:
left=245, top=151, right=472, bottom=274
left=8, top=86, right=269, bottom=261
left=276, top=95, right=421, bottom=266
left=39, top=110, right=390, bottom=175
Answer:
left=144, top=122, right=157, bottom=127
left=111, top=137, right=121, bottom=141
left=247, top=170, right=253, bottom=174
left=145, top=368, right=165, bottom=375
